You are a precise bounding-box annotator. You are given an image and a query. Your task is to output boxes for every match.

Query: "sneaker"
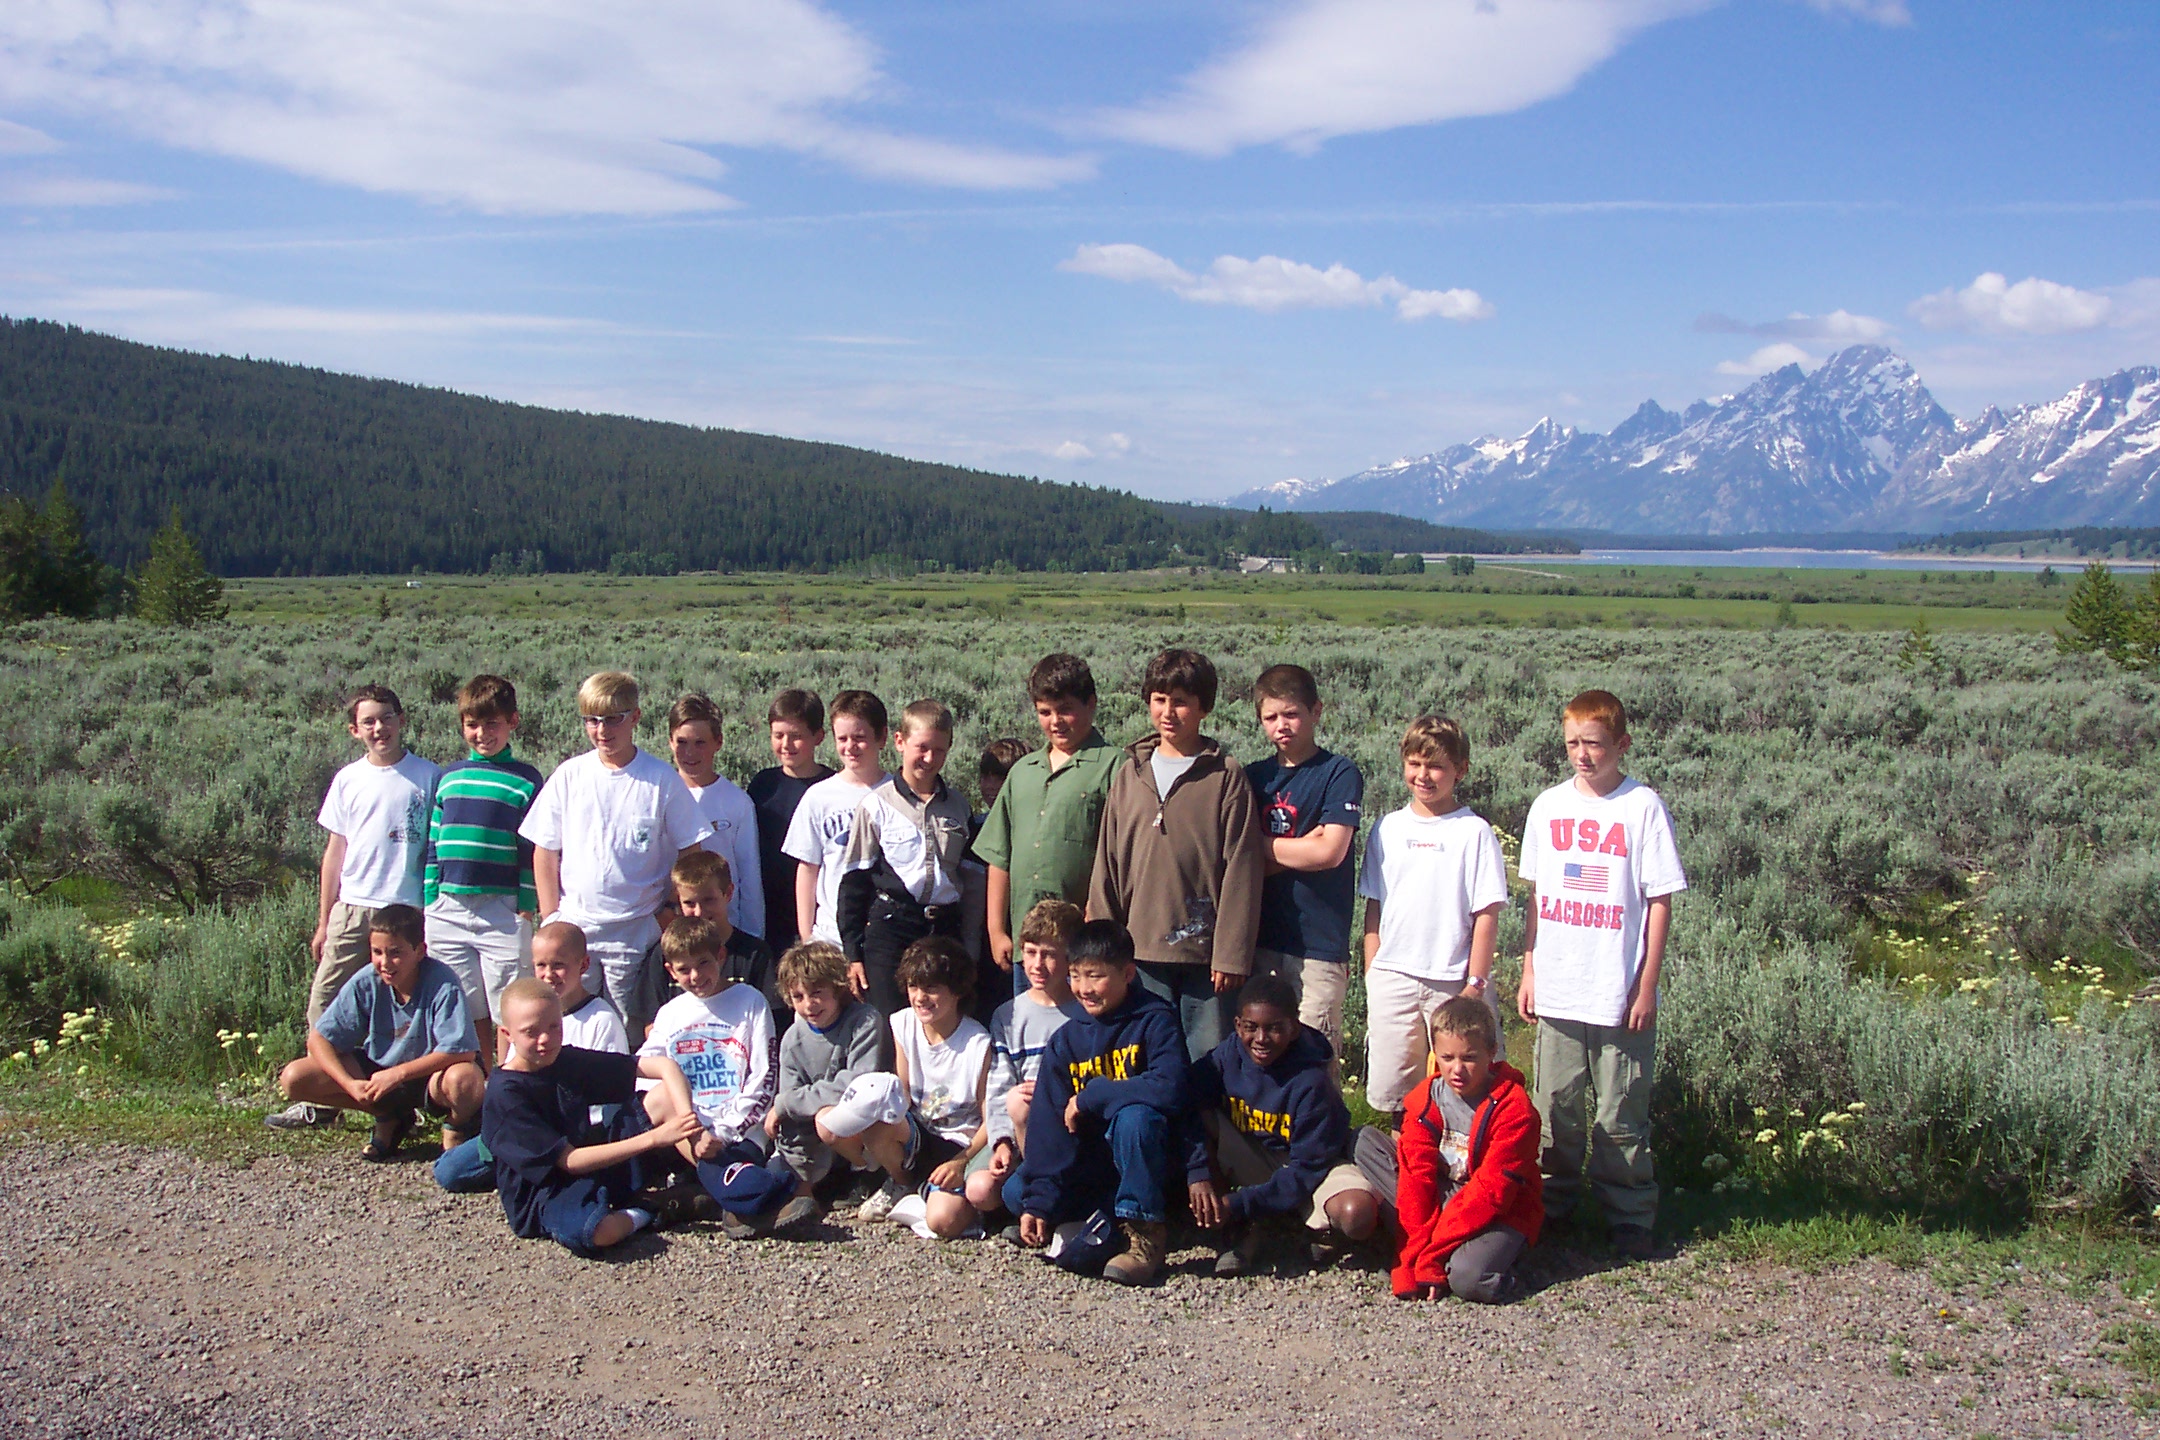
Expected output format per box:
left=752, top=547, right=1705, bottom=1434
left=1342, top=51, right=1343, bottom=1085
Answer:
left=264, top=1101, right=342, bottom=1130
left=1608, top=1224, right=1656, bottom=1262
left=856, top=1178, right=907, bottom=1224
left=638, top=1181, right=714, bottom=1230
left=721, top=1207, right=776, bottom=1240
left=1103, top=1221, right=1167, bottom=1286
left=998, top=1223, right=1026, bottom=1248
left=774, top=1195, right=823, bottom=1233
left=1213, top=1224, right=1266, bottom=1278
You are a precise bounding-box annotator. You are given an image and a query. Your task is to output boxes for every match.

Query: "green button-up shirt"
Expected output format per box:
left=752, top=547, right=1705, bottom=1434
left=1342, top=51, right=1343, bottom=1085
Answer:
left=972, top=729, right=1118, bottom=938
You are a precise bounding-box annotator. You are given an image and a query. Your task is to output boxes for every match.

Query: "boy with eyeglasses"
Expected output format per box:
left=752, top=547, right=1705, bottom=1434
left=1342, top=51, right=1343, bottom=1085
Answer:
left=521, top=671, right=711, bottom=1037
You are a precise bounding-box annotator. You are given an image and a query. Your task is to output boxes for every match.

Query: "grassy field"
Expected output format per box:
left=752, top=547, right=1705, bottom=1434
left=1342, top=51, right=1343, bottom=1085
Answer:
left=224, top=561, right=2072, bottom=632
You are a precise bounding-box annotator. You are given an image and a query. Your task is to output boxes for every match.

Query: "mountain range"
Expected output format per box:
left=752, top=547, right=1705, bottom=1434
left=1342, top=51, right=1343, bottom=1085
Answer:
left=1228, top=346, right=2160, bottom=535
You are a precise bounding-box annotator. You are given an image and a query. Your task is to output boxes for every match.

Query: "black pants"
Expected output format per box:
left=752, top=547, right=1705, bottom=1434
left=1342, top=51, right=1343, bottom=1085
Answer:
left=861, top=903, right=960, bottom=1017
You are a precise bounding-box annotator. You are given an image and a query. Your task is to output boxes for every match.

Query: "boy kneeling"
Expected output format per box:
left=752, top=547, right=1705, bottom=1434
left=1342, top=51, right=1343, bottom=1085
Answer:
left=484, top=978, right=705, bottom=1256
left=1016, top=921, right=1188, bottom=1285
left=1186, top=974, right=1378, bottom=1276
left=1364, top=996, right=1543, bottom=1303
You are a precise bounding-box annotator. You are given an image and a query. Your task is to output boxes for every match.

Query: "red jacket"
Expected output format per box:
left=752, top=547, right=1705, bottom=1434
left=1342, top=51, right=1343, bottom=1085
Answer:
left=1392, top=1061, right=1543, bottom=1297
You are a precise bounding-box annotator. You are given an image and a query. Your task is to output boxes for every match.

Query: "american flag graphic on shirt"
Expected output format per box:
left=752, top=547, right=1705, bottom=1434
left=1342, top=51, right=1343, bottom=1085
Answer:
left=1562, top=861, right=1610, bottom=893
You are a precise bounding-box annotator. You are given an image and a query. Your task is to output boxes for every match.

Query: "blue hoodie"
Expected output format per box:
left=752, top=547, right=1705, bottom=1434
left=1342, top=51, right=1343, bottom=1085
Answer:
left=1184, top=1027, right=1350, bottom=1222
left=1020, top=983, right=1189, bottom=1218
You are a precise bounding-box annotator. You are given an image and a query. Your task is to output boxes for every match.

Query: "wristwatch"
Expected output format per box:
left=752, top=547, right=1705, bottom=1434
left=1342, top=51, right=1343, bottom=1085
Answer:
left=1463, top=975, right=1489, bottom=993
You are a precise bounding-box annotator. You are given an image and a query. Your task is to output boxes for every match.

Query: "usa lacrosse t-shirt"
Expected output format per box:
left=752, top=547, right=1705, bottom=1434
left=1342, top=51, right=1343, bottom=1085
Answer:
left=1518, top=777, right=1687, bottom=1027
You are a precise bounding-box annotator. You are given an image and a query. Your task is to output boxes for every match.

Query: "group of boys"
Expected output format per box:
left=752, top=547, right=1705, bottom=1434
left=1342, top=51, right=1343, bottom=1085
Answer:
left=271, top=646, right=1684, bottom=1295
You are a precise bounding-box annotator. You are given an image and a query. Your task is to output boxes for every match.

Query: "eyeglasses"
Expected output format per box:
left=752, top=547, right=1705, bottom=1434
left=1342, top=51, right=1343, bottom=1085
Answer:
left=581, top=711, right=632, bottom=729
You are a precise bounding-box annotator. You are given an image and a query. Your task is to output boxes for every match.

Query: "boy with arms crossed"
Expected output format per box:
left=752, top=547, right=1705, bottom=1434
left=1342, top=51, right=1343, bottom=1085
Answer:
left=1186, top=974, right=1378, bottom=1276
left=781, top=689, right=889, bottom=951
left=520, top=671, right=710, bottom=1037
left=1360, top=715, right=1509, bottom=1122
left=668, top=692, right=764, bottom=941
left=1017, top=921, right=1189, bottom=1286
left=272, top=685, right=440, bottom=1129
left=422, top=674, right=542, bottom=1062
left=976, top=655, right=1117, bottom=996
left=1088, top=648, right=1264, bottom=1061
left=746, top=689, right=832, bottom=957
left=1517, top=690, right=1685, bottom=1261
left=1244, top=663, right=1364, bottom=1067
left=968, top=898, right=1088, bottom=1221
left=836, top=699, right=972, bottom=1015
left=485, top=978, right=707, bottom=1257
left=277, top=904, right=483, bottom=1161
left=764, top=940, right=889, bottom=1228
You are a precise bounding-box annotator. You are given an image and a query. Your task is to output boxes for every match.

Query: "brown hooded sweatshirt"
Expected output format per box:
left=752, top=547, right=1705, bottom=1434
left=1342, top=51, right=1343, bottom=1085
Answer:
left=1087, top=732, right=1265, bottom=973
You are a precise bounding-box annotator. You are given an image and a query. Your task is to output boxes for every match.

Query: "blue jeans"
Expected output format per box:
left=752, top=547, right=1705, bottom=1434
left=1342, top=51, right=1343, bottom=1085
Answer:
left=1019, top=1104, right=1174, bottom=1225
left=1136, top=961, right=1233, bottom=1062
left=434, top=1136, right=496, bottom=1194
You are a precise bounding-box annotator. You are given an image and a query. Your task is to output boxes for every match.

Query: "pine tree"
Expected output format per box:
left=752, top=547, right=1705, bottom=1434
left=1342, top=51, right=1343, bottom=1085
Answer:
left=132, top=507, right=227, bottom=626
left=2057, top=561, right=2131, bottom=662
left=38, top=477, right=106, bottom=618
left=2127, top=569, right=2160, bottom=672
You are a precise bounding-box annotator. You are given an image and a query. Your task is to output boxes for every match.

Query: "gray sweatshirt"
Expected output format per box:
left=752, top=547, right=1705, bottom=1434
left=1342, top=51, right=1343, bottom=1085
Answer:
left=771, top=1000, right=889, bottom=1123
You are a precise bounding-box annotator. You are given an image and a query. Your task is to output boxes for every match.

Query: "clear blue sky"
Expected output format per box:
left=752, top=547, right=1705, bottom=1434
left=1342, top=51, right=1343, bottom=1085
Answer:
left=0, top=0, right=2153, bottom=500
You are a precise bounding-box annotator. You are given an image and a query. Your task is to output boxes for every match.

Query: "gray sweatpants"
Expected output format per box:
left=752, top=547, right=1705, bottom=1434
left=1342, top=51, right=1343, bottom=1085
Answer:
left=1352, top=1124, right=1525, bottom=1303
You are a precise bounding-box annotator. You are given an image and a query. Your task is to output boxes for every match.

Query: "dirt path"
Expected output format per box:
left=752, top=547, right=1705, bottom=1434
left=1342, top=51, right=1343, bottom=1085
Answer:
left=1, top=1141, right=2153, bottom=1439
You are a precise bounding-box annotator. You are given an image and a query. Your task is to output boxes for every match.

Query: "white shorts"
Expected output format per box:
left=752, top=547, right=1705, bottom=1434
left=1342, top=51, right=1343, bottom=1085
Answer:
left=1363, top=965, right=1501, bottom=1114
left=426, top=892, right=530, bottom=1022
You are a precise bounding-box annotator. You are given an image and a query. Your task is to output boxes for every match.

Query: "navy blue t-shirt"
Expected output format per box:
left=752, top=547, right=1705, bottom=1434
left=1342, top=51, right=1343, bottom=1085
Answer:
left=481, top=1047, right=640, bottom=1239
left=1245, top=749, right=1364, bottom=961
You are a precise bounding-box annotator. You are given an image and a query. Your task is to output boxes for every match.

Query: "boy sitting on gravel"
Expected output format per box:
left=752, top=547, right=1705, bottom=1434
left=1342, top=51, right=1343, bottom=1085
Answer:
left=276, top=904, right=484, bottom=1162
left=1185, top=974, right=1378, bottom=1276
left=764, top=940, right=889, bottom=1228
left=484, top=978, right=706, bottom=1257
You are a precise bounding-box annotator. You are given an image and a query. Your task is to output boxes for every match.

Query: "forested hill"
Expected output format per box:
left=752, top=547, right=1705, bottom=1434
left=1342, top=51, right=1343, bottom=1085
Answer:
left=0, top=318, right=1437, bottom=576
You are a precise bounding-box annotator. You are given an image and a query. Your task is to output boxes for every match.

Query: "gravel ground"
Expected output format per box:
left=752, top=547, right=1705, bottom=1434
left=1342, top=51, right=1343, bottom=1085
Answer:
left=2, top=1140, right=2155, bottom=1440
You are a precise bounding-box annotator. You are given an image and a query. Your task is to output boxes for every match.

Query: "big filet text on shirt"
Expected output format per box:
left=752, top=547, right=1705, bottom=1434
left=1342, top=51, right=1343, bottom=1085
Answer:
left=668, top=1026, right=753, bottom=1109
left=1539, top=816, right=1632, bottom=933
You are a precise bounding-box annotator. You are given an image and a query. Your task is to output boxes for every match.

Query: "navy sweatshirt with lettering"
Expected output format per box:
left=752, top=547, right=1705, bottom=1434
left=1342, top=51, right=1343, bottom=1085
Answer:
left=1019, top=984, right=1189, bottom=1219
left=1184, top=1027, right=1351, bottom=1222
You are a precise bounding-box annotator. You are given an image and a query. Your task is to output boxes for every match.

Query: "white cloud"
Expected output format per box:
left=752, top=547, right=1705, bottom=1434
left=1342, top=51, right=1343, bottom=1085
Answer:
left=1052, top=439, right=1094, bottom=460
left=1716, top=342, right=1816, bottom=376
left=1908, top=272, right=2114, bottom=336
left=1095, top=0, right=1714, bottom=156
left=28, top=284, right=627, bottom=350
left=1799, top=0, right=1912, bottom=25
left=0, top=173, right=172, bottom=205
left=1060, top=242, right=1492, bottom=322
left=0, top=1, right=1089, bottom=216
left=1696, top=308, right=1892, bottom=342
left=0, top=117, right=58, bottom=155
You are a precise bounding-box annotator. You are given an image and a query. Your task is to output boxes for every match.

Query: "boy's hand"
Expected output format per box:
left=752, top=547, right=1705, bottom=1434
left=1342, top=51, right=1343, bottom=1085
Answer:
left=763, top=1108, right=781, bottom=1139
left=692, top=1130, right=725, bottom=1162
left=1019, top=1213, right=1050, bottom=1248
left=928, top=1157, right=966, bottom=1192
left=1188, top=1179, right=1226, bottom=1230
left=987, top=1139, right=1015, bottom=1180
left=1063, top=1095, right=1083, bottom=1133
left=1516, top=961, right=1537, bottom=1024
left=990, top=932, right=1014, bottom=971
left=1626, top=988, right=1657, bottom=1032
left=348, top=1073, right=385, bottom=1106
left=1211, top=969, right=1238, bottom=995
left=651, top=1111, right=705, bottom=1150
left=309, top=923, right=329, bottom=964
left=847, top=962, right=869, bottom=999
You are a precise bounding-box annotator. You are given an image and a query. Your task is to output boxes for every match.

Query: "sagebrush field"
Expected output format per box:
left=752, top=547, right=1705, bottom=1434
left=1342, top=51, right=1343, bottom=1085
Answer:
left=3, top=571, right=2158, bottom=1237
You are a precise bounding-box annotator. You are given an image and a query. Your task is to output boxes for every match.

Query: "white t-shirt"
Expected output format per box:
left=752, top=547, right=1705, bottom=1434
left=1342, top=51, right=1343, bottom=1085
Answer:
left=687, top=775, right=765, bottom=939
left=890, top=1007, right=991, bottom=1145
left=562, top=992, right=630, bottom=1054
left=780, top=771, right=882, bottom=945
left=317, top=753, right=442, bottom=909
left=1518, top=776, right=1688, bottom=1027
left=638, top=983, right=776, bottom=1142
left=519, top=749, right=710, bottom=928
left=1358, top=805, right=1509, bottom=983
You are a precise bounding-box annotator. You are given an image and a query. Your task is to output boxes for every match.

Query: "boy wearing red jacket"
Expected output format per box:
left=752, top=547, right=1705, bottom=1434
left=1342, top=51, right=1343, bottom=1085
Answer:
left=1378, top=995, right=1542, bottom=1303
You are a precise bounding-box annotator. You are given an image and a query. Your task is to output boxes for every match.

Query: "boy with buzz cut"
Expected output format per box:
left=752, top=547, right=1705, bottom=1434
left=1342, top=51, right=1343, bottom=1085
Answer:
left=520, top=671, right=711, bottom=1037
left=272, top=685, right=441, bottom=1130
left=1017, top=920, right=1189, bottom=1286
left=277, top=904, right=484, bottom=1162
left=667, top=692, right=765, bottom=942
left=1245, top=663, right=1364, bottom=1069
left=1186, top=974, right=1379, bottom=1277
left=763, top=940, right=889, bottom=1228
left=1360, top=715, right=1509, bottom=1122
left=836, top=698, right=972, bottom=1016
left=484, top=977, right=708, bottom=1257
left=967, top=897, right=1088, bottom=1221
left=782, top=689, right=890, bottom=955
left=422, top=674, right=543, bottom=1061
left=977, top=654, right=1117, bottom=997
left=747, top=689, right=834, bottom=959
left=1518, top=690, right=1686, bottom=1262
left=1088, top=648, right=1265, bottom=1061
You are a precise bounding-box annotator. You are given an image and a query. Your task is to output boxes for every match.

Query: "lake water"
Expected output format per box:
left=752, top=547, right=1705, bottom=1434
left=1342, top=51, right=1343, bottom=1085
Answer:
left=1453, top=548, right=2160, bottom=573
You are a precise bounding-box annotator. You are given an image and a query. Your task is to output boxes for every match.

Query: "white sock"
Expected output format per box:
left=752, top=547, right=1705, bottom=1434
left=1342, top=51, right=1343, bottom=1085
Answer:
left=622, top=1207, right=654, bottom=1232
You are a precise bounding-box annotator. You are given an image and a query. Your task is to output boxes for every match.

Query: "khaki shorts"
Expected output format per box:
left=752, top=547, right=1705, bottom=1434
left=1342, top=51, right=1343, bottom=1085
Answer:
left=1206, top=1111, right=1375, bottom=1231
left=1251, top=949, right=1350, bottom=1068
left=306, top=902, right=375, bottom=1024
left=1364, top=965, right=1501, bottom=1115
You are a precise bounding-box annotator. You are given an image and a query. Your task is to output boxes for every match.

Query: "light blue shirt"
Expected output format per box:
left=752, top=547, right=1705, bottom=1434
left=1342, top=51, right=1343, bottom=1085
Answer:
left=315, top=956, right=477, bottom=1067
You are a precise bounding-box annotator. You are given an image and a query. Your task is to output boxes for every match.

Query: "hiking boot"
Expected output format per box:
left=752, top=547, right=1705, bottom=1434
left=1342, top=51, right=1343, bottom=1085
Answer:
left=721, top=1206, right=776, bottom=1240
left=1213, top=1224, right=1266, bottom=1278
left=1608, top=1224, right=1655, bottom=1262
left=264, top=1101, right=342, bottom=1130
left=856, top=1178, right=907, bottom=1223
left=1308, top=1234, right=1354, bottom=1271
left=1103, top=1221, right=1167, bottom=1286
left=774, top=1195, right=823, bottom=1233
left=998, top=1223, right=1026, bottom=1248
left=638, top=1181, right=714, bottom=1230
